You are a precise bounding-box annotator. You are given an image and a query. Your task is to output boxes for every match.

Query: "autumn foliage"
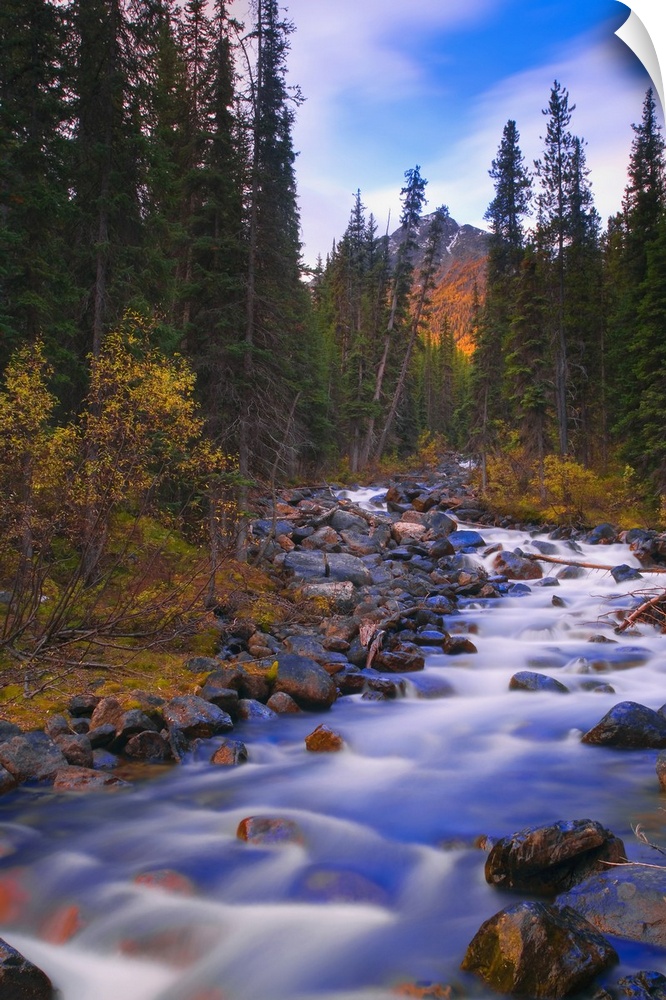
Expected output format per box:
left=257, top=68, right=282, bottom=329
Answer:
left=0, top=313, right=235, bottom=673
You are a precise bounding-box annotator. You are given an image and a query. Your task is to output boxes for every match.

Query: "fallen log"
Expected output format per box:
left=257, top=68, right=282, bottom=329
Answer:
left=523, top=553, right=666, bottom=574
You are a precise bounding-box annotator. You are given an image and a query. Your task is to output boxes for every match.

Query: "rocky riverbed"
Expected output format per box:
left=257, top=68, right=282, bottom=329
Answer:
left=2, top=455, right=666, bottom=998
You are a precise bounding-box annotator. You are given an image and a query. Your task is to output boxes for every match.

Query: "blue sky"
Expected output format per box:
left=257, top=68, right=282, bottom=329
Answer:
left=230, top=1, right=663, bottom=267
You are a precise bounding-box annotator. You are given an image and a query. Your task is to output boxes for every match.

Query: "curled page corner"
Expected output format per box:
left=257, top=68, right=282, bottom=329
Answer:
left=615, top=1, right=665, bottom=114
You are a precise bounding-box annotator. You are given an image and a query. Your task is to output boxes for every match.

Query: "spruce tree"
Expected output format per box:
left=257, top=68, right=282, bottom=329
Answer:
left=472, top=119, right=531, bottom=478
left=608, top=88, right=666, bottom=451
left=533, top=80, right=577, bottom=455
left=0, top=0, right=75, bottom=374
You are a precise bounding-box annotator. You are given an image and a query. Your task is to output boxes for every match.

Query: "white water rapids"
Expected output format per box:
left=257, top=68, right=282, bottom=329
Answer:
left=1, top=491, right=666, bottom=999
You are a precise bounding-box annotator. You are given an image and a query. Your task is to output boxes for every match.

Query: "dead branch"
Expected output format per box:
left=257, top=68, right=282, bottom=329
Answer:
left=615, top=591, right=666, bottom=633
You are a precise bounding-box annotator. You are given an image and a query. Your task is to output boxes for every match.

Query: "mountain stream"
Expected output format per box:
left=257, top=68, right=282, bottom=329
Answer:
left=1, top=490, right=666, bottom=999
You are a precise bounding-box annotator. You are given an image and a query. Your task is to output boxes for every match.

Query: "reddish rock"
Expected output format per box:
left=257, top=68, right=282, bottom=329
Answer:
left=210, top=740, right=248, bottom=766
left=443, top=636, right=477, bottom=655
left=41, top=903, right=82, bottom=944
left=374, top=644, right=425, bottom=673
left=236, top=816, right=303, bottom=845
left=492, top=550, right=543, bottom=580
left=134, top=869, right=195, bottom=895
left=89, top=696, right=125, bottom=731
left=52, top=767, right=130, bottom=791
left=305, top=724, right=345, bottom=752
left=266, top=691, right=301, bottom=713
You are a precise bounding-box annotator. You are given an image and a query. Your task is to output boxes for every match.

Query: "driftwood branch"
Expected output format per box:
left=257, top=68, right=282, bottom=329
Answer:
left=615, top=591, right=666, bottom=633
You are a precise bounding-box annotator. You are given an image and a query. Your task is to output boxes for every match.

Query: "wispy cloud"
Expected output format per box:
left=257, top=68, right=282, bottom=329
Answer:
left=229, top=1, right=658, bottom=264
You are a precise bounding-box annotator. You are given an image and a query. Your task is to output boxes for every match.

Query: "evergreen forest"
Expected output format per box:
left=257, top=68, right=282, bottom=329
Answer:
left=2, top=0, right=666, bottom=618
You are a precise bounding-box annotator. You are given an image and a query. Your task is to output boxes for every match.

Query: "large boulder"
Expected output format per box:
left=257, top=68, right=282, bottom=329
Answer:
left=461, top=900, right=617, bottom=998
left=0, top=732, right=68, bottom=784
left=556, top=865, right=666, bottom=947
left=282, top=551, right=372, bottom=587
left=274, top=654, right=337, bottom=710
left=582, top=701, right=666, bottom=748
left=484, top=818, right=626, bottom=896
left=0, top=937, right=54, bottom=997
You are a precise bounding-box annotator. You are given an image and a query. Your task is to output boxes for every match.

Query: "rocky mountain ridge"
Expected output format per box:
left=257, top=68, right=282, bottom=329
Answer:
left=389, top=212, right=490, bottom=353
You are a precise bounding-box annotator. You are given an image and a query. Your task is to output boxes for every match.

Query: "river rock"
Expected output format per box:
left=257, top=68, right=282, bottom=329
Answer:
left=581, top=701, right=666, bottom=747
left=162, top=696, right=234, bottom=739
left=68, top=693, right=101, bottom=717
left=0, top=937, right=54, bottom=997
left=44, top=714, right=72, bottom=738
left=424, top=510, right=457, bottom=536
left=617, top=971, right=666, bottom=1000
left=237, top=698, right=277, bottom=721
left=299, top=580, right=356, bottom=610
left=89, top=696, right=125, bottom=731
left=392, top=521, right=427, bottom=544
left=210, top=739, right=248, bottom=766
left=53, top=732, right=94, bottom=769
left=112, top=709, right=160, bottom=750
left=294, top=866, right=387, bottom=904
left=0, top=766, right=17, bottom=795
left=584, top=523, right=618, bottom=544
left=123, top=731, right=174, bottom=762
left=443, top=636, right=477, bottom=655
left=492, top=550, right=543, bottom=580
left=282, top=550, right=372, bottom=587
left=556, top=865, right=666, bottom=947
left=461, top=900, right=617, bottom=998
left=305, top=724, right=345, bottom=752
left=330, top=509, right=370, bottom=533
left=198, top=680, right=240, bottom=717
left=448, top=529, right=485, bottom=550
left=0, top=732, right=68, bottom=784
left=484, top=818, right=627, bottom=895
left=611, top=564, right=643, bottom=583
left=236, top=816, right=303, bottom=845
left=266, top=691, right=301, bottom=713
left=274, top=654, right=337, bottom=709
left=53, top=766, right=130, bottom=791
left=374, top=642, right=425, bottom=673
left=509, top=671, right=570, bottom=694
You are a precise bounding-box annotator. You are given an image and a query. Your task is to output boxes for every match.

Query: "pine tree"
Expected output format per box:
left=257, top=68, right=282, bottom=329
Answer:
left=472, top=119, right=532, bottom=479
left=608, top=88, right=666, bottom=450
left=0, top=0, right=75, bottom=373
left=505, top=249, right=553, bottom=483
left=238, top=0, right=321, bottom=485
left=630, top=215, right=666, bottom=492
left=68, top=0, right=147, bottom=362
left=360, top=165, right=427, bottom=465
left=533, top=80, right=577, bottom=455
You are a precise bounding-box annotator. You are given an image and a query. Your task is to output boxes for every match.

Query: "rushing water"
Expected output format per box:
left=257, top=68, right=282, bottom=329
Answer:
left=1, top=493, right=666, bottom=999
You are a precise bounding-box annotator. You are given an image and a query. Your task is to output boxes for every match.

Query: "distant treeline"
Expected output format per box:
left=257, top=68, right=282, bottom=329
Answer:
left=2, top=2, right=666, bottom=495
